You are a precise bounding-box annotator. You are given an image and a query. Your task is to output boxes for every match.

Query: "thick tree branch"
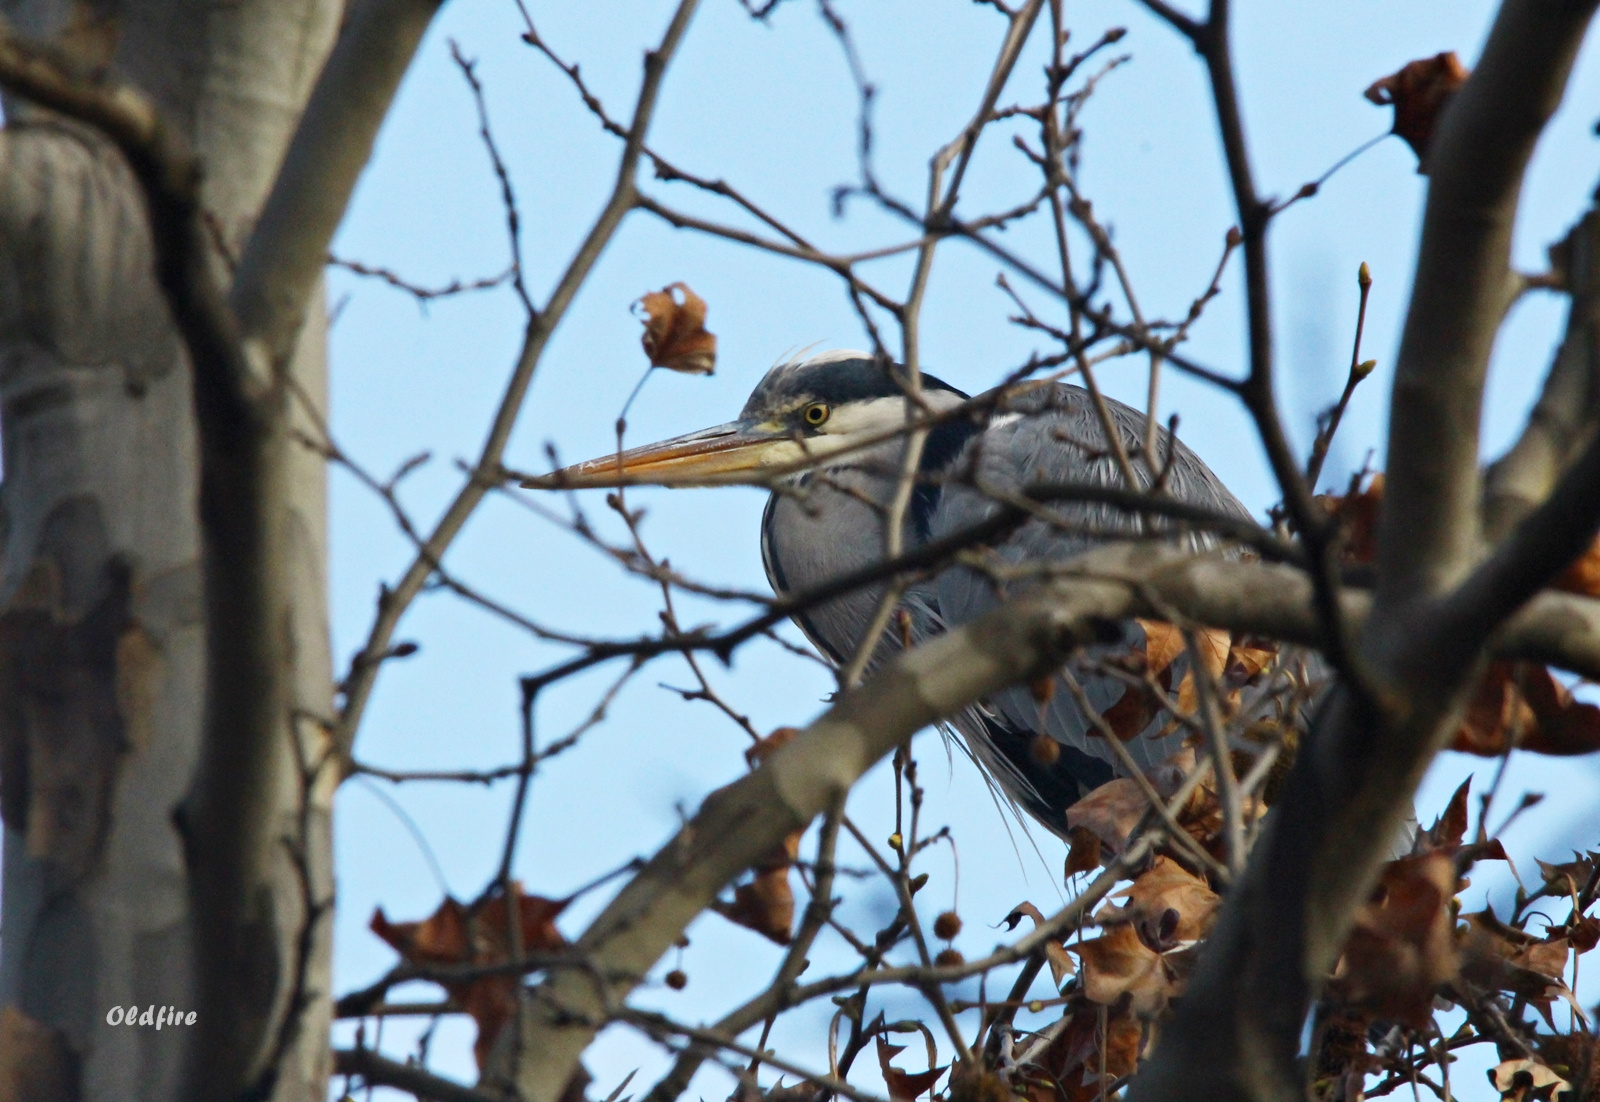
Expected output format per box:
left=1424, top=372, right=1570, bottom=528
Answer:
left=231, top=0, right=448, bottom=362
left=1443, top=422, right=1600, bottom=643
left=1375, top=0, right=1599, bottom=606
left=1484, top=204, right=1600, bottom=539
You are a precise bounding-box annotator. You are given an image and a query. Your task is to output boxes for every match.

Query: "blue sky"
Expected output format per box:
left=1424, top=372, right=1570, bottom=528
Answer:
left=323, top=2, right=1600, bottom=1097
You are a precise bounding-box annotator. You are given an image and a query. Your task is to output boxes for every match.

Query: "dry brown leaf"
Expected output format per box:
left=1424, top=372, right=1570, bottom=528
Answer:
left=1452, top=662, right=1600, bottom=756
left=1064, top=778, right=1146, bottom=857
left=1002, top=901, right=1076, bottom=987
left=1462, top=911, right=1571, bottom=979
left=875, top=1035, right=946, bottom=1100
left=1568, top=915, right=1600, bottom=954
left=370, top=884, right=569, bottom=1067
left=713, top=859, right=797, bottom=946
left=1136, top=619, right=1185, bottom=679
left=1412, top=776, right=1471, bottom=855
left=1319, top=474, right=1385, bottom=565
left=1073, top=923, right=1172, bottom=1016
left=1331, top=853, right=1459, bottom=1028
left=1461, top=911, right=1589, bottom=1030
left=1537, top=852, right=1598, bottom=896
left=637, top=282, right=716, bottom=374
left=1107, top=855, right=1220, bottom=944
left=1064, top=824, right=1102, bottom=877
left=1045, top=1008, right=1144, bottom=1102
left=1364, top=53, right=1470, bottom=169
left=1098, top=682, right=1160, bottom=743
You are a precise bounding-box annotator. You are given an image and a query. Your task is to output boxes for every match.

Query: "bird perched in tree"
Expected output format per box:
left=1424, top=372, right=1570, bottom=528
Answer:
left=535, top=351, right=1309, bottom=838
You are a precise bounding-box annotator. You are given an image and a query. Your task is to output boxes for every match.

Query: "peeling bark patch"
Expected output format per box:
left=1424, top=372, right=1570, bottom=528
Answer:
left=0, top=498, right=152, bottom=880
left=0, top=1005, right=81, bottom=1102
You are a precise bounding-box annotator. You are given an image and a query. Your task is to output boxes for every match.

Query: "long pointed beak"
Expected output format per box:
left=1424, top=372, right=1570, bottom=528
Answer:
left=522, top=419, right=801, bottom=489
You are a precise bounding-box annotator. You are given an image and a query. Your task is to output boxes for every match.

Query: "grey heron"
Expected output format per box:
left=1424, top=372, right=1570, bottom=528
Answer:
left=541, top=351, right=1298, bottom=838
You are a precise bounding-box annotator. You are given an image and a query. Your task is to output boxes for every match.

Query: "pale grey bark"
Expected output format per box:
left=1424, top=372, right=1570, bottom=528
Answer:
left=0, top=1, right=340, bottom=1099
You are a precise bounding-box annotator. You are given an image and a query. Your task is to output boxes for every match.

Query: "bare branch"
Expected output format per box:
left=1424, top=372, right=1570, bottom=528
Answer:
left=332, top=0, right=705, bottom=772
left=335, top=1046, right=507, bottom=1102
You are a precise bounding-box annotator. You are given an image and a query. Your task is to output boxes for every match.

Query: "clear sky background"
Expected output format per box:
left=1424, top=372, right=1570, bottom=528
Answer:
left=323, top=1, right=1600, bottom=1097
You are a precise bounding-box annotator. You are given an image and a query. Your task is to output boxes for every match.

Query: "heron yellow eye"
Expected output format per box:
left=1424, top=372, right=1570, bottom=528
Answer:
left=802, top=403, right=831, bottom=427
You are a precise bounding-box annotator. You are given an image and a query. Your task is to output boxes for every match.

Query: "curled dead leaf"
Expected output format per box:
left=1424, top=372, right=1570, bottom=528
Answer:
left=712, top=832, right=799, bottom=945
left=1364, top=53, right=1470, bottom=170
left=1453, top=662, right=1600, bottom=757
left=1002, top=901, right=1076, bottom=988
left=1064, top=824, right=1102, bottom=877
left=1490, top=1058, right=1568, bottom=1101
left=1331, top=853, right=1459, bottom=1028
left=1073, top=923, right=1173, bottom=1017
left=1064, top=778, right=1146, bottom=858
left=637, top=282, right=716, bottom=374
left=369, top=884, right=569, bottom=1067
left=1104, top=855, right=1219, bottom=944
left=875, top=1035, right=946, bottom=1100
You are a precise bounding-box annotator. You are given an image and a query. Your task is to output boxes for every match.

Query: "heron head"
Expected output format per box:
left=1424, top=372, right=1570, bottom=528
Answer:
left=528, top=350, right=969, bottom=489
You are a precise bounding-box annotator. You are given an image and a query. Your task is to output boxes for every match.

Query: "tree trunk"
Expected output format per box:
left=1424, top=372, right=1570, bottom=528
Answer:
left=0, top=2, right=338, bottom=1099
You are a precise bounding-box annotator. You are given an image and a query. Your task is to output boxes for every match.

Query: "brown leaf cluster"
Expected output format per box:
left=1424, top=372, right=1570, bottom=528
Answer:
left=1453, top=661, right=1600, bottom=757
left=369, top=884, right=568, bottom=1067
left=1305, top=780, right=1600, bottom=1097
left=1095, top=620, right=1280, bottom=748
left=1017, top=1010, right=1143, bottom=1102
left=712, top=727, right=801, bottom=944
left=637, top=282, right=716, bottom=374
left=1321, top=477, right=1600, bottom=757
left=1063, top=748, right=1240, bottom=868
left=1460, top=910, right=1584, bottom=1031
left=1330, top=852, right=1461, bottom=1028
left=1008, top=857, right=1218, bottom=1100
left=1364, top=53, right=1470, bottom=169
left=996, top=775, right=1594, bottom=1102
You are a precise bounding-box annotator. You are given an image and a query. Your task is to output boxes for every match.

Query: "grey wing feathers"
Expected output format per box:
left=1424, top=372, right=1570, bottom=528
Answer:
left=932, top=384, right=1267, bottom=789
